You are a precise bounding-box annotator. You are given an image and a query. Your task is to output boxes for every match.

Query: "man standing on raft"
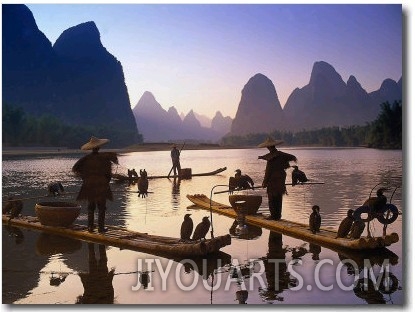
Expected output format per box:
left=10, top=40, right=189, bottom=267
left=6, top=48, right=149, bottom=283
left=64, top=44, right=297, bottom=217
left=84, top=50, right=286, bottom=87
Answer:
left=72, top=136, right=118, bottom=233
left=258, top=137, right=297, bottom=221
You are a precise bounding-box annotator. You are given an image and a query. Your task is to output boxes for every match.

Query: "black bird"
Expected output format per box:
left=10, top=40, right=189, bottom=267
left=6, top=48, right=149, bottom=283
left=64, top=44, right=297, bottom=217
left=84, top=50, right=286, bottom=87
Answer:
left=336, top=209, right=355, bottom=238
left=48, top=182, right=64, bottom=196
left=192, top=216, right=211, bottom=240
left=349, top=220, right=366, bottom=239
left=138, top=169, right=149, bottom=198
left=3, top=196, right=23, bottom=220
left=309, top=205, right=321, bottom=234
left=180, top=213, right=193, bottom=240
left=291, top=166, right=309, bottom=186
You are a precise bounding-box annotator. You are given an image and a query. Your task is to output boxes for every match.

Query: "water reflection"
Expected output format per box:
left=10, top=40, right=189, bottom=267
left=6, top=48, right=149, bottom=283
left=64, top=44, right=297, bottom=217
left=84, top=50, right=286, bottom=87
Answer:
left=4, top=224, right=24, bottom=244
left=309, top=243, right=322, bottom=260
left=260, top=231, right=297, bottom=303
left=76, top=243, right=115, bottom=304
left=229, top=220, right=262, bottom=240
left=338, top=248, right=400, bottom=304
left=36, top=233, right=82, bottom=256
left=171, top=177, right=181, bottom=209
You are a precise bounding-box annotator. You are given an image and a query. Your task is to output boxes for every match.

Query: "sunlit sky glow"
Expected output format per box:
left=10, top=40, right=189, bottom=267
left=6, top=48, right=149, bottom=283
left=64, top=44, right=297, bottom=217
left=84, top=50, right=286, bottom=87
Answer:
left=9, top=2, right=404, bottom=118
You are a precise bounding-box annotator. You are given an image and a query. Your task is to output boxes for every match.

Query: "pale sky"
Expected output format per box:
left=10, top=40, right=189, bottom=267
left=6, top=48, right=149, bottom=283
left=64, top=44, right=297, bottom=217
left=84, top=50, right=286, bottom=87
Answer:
left=8, top=1, right=404, bottom=119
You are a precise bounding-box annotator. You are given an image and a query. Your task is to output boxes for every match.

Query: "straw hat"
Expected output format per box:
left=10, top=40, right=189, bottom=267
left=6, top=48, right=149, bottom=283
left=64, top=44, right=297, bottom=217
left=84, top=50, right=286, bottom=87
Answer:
left=257, top=137, right=284, bottom=148
left=81, top=136, right=109, bottom=150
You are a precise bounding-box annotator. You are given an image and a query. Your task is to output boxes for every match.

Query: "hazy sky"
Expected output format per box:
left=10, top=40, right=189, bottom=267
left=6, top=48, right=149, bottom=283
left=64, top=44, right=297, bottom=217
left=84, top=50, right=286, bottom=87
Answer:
left=21, top=2, right=403, bottom=119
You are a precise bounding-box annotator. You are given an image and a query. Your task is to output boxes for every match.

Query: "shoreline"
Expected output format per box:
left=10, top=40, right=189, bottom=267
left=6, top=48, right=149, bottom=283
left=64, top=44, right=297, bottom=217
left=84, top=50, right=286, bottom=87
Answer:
left=1, top=143, right=252, bottom=157
left=1, top=144, right=370, bottom=157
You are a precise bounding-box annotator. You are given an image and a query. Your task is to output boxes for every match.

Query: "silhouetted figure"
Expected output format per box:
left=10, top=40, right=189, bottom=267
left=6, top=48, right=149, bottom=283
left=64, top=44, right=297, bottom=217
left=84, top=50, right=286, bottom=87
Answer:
left=258, top=137, right=297, bottom=221
left=233, top=169, right=254, bottom=190
left=131, top=169, right=139, bottom=179
left=76, top=243, right=115, bottom=304
left=373, top=188, right=388, bottom=212
left=192, top=216, right=211, bottom=240
left=336, top=209, right=355, bottom=238
left=349, top=220, right=365, bottom=239
left=72, top=136, right=118, bottom=233
left=137, top=169, right=149, bottom=198
left=3, top=196, right=23, bottom=221
left=169, top=144, right=181, bottom=177
left=291, top=166, right=309, bottom=186
left=180, top=213, right=193, bottom=240
left=260, top=231, right=295, bottom=302
left=309, top=205, right=321, bottom=234
left=48, top=182, right=65, bottom=196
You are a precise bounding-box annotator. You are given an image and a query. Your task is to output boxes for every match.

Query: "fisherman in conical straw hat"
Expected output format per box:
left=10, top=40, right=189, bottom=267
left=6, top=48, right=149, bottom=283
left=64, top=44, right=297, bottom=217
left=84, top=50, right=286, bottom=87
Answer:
left=258, top=137, right=297, bottom=220
left=72, top=136, right=118, bottom=233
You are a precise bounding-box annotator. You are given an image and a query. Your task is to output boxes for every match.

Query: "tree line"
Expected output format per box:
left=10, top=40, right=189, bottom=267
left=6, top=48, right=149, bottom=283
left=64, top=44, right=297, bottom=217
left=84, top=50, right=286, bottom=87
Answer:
left=2, top=103, right=143, bottom=149
left=3, top=101, right=401, bottom=149
left=221, top=101, right=402, bottom=149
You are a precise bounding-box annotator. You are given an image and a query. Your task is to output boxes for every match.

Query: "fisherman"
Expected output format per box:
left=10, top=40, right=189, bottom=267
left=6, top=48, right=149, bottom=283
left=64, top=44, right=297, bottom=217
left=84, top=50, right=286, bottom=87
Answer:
left=258, top=137, right=297, bottom=221
left=169, top=144, right=181, bottom=177
left=72, top=136, right=118, bottom=233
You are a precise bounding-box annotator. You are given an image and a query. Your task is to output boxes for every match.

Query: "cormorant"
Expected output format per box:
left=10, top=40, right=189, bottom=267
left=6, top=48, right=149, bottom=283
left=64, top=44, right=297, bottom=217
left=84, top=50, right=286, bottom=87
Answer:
left=192, top=216, right=211, bottom=240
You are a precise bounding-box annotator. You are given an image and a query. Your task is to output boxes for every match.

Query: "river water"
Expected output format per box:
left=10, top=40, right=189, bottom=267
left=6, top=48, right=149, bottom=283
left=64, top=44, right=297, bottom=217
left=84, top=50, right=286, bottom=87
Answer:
left=2, top=147, right=403, bottom=305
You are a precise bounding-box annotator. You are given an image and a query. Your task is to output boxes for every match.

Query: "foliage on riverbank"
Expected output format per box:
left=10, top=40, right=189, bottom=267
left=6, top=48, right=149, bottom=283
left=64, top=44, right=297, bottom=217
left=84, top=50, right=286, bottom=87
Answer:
left=221, top=101, right=402, bottom=149
left=2, top=104, right=143, bottom=148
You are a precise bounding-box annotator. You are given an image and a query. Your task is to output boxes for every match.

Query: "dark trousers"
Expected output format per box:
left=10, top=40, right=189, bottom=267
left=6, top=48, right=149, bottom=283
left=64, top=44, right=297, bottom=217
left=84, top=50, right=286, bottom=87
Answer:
left=172, top=160, right=181, bottom=176
left=268, top=193, right=283, bottom=220
left=87, top=199, right=107, bottom=231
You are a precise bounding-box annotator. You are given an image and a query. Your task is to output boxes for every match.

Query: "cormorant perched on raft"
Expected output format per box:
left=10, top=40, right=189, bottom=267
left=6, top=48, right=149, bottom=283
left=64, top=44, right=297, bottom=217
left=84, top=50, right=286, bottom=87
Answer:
left=180, top=214, right=193, bottom=241
left=349, top=220, right=365, bottom=239
left=192, top=216, right=211, bottom=240
left=336, top=209, right=355, bottom=238
left=137, top=169, right=149, bottom=198
left=309, top=205, right=321, bottom=234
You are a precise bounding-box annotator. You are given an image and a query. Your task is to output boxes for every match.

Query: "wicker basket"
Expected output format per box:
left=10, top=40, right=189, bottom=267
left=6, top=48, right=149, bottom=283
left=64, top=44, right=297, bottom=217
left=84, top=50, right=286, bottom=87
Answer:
left=228, top=195, right=262, bottom=215
left=35, top=201, right=81, bottom=227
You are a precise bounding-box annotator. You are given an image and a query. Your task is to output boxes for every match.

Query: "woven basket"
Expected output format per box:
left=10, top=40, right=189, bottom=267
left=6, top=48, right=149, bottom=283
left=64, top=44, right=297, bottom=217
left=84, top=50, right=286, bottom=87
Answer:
left=35, top=201, right=81, bottom=227
left=228, top=195, right=262, bottom=215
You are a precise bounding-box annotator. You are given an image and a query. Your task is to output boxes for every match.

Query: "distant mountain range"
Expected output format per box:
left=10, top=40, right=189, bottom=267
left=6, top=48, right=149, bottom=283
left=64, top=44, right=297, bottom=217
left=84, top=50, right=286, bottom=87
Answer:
left=132, top=91, right=232, bottom=142
left=229, top=63, right=402, bottom=136
left=3, top=4, right=402, bottom=145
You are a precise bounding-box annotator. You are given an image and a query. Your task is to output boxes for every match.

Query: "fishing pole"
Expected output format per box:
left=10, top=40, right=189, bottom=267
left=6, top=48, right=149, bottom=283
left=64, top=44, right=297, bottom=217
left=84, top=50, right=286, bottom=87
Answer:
left=213, top=182, right=325, bottom=195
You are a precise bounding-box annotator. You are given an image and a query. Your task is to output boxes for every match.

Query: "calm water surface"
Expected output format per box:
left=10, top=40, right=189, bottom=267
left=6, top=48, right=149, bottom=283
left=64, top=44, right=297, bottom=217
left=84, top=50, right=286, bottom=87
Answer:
left=2, top=148, right=403, bottom=304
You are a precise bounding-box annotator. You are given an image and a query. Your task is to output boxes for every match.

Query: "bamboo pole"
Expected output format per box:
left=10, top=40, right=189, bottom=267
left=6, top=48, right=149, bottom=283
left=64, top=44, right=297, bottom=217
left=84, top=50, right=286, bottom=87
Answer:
left=213, top=182, right=325, bottom=194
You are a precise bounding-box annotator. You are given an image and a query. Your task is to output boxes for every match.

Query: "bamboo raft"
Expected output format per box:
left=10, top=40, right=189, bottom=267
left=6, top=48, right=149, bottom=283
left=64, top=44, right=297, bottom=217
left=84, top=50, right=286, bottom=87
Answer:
left=186, top=194, right=399, bottom=251
left=112, top=167, right=227, bottom=182
left=2, top=214, right=231, bottom=257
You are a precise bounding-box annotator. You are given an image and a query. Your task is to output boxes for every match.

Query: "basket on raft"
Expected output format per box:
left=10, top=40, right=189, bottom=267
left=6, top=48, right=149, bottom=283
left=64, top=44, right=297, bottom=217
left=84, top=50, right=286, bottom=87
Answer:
left=35, top=201, right=81, bottom=227
left=228, top=195, right=262, bottom=215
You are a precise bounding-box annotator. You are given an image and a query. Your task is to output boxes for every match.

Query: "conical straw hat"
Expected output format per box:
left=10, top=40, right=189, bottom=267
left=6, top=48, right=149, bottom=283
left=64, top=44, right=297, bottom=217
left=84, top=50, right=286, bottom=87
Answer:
left=257, top=137, right=284, bottom=148
left=81, top=136, right=109, bottom=150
